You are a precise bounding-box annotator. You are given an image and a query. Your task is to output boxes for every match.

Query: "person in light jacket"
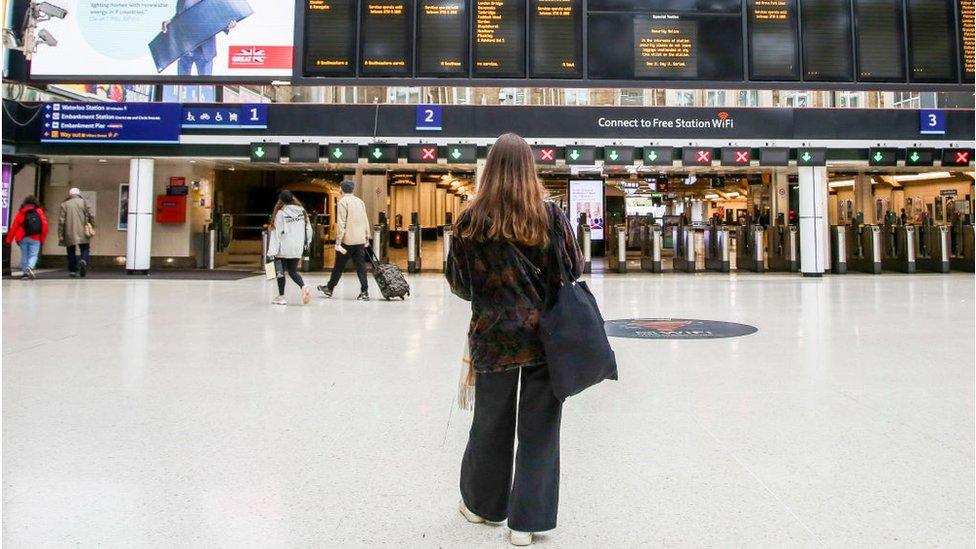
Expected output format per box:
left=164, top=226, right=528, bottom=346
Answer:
left=58, top=188, right=94, bottom=278
left=318, top=180, right=372, bottom=301
left=267, top=191, right=313, bottom=306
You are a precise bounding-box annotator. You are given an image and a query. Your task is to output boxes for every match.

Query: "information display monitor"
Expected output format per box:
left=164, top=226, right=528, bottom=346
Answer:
left=417, top=0, right=469, bottom=76
left=360, top=0, right=414, bottom=76
left=907, top=0, right=959, bottom=82
left=854, top=0, right=906, bottom=81
left=473, top=0, right=527, bottom=77
left=747, top=0, right=800, bottom=80
left=530, top=0, right=583, bottom=77
left=800, top=0, right=854, bottom=81
left=305, top=0, right=357, bottom=76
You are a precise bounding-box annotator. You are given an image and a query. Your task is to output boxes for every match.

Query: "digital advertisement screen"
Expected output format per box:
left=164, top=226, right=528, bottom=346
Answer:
left=854, top=0, right=906, bottom=81
left=747, top=0, right=799, bottom=80
left=29, top=0, right=294, bottom=80
left=800, top=0, right=854, bottom=81
left=569, top=179, right=606, bottom=241
left=530, top=0, right=583, bottom=77
left=472, top=0, right=527, bottom=77
left=907, top=0, right=958, bottom=81
left=360, top=0, right=414, bottom=75
left=417, top=0, right=469, bottom=76
left=304, top=0, right=357, bottom=76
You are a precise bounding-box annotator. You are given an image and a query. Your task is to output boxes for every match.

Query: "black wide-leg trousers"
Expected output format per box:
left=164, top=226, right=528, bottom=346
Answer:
left=460, top=363, right=563, bottom=533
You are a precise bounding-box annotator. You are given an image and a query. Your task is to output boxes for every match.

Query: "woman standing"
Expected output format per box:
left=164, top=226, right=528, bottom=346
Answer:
left=267, top=191, right=313, bottom=305
left=5, top=195, right=49, bottom=280
left=446, top=133, right=583, bottom=546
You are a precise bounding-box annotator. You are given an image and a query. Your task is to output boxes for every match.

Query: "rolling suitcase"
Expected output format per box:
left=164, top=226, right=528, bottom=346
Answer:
left=366, top=246, right=410, bottom=300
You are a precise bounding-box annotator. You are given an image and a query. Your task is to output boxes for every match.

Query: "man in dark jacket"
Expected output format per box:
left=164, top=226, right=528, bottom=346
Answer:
left=58, top=188, right=94, bottom=278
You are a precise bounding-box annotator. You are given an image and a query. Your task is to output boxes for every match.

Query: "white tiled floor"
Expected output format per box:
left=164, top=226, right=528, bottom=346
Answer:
left=3, top=272, right=974, bottom=548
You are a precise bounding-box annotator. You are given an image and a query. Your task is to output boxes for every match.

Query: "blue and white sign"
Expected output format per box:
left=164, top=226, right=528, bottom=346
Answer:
left=919, top=109, right=946, bottom=135
left=416, top=105, right=443, bottom=131
left=41, top=103, right=182, bottom=144
left=182, top=104, right=268, bottom=129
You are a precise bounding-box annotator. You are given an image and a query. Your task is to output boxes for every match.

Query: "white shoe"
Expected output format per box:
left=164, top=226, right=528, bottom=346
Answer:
left=509, top=530, right=533, bottom=546
left=272, top=296, right=287, bottom=306
left=301, top=285, right=312, bottom=305
left=458, top=500, right=485, bottom=524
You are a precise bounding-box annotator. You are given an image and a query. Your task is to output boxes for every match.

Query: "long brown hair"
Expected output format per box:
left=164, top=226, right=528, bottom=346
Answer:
left=460, top=133, right=549, bottom=247
left=270, top=190, right=304, bottom=228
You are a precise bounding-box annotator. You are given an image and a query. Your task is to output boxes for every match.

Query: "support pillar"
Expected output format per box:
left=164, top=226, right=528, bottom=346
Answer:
left=126, top=158, right=154, bottom=274
left=770, top=171, right=790, bottom=224
left=798, top=166, right=828, bottom=276
left=853, top=173, right=874, bottom=224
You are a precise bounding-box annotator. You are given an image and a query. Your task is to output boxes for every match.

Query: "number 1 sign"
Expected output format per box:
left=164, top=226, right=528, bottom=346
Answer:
left=416, top=105, right=443, bottom=131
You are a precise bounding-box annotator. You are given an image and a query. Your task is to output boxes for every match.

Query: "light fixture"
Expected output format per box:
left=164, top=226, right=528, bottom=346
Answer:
left=724, top=191, right=740, bottom=198
left=704, top=193, right=720, bottom=199
left=98, top=159, right=107, bottom=163
left=828, top=179, right=855, bottom=188
left=189, top=160, right=197, bottom=164
left=893, top=171, right=952, bottom=182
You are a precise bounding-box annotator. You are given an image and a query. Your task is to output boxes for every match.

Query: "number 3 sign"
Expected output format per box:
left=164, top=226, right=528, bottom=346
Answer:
left=919, top=109, right=946, bottom=135
left=416, top=105, right=443, bottom=131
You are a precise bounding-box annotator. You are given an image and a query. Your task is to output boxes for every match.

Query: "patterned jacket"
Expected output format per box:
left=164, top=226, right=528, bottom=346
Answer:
left=446, top=201, right=584, bottom=373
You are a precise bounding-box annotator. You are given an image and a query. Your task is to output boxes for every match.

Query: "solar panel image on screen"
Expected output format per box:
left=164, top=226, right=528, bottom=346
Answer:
left=304, top=0, right=358, bottom=76
left=854, top=0, right=906, bottom=80
left=417, top=0, right=469, bottom=76
left=958, top=0, right=974, bottom=81
left=800, top=0, right=854, bottom=81
left=473, top=0, right=526, bottom=77
left=360, top=0, right=413, bottom=75
left=530, top=0, right=583, bottom=77
left=907, top=0, right=958, bottom=81
left=747, top=0, right=799, bottom=80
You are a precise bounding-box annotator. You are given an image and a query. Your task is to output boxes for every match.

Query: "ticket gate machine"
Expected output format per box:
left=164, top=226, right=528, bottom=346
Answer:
left=442, top=215, right=453, bottom=273
left=704, top=222, right=731, bottom=272
left=830, top=225, right=847, bottom=274
left=950, top=220, right=975, bottom=272
left=407, top=212, right=422, bottom=273
left=767, top=224, right=799, bottom=272
left=577, top=213, right=592, bottom=274
left=846, top=223, right=882, bottom=274
left=640, top=224, right=663, bottom=273
left=607, top=225, right=628, bottom=273
left=736, top=222, right=765, bottom=273
left=881, top=222, right=916, bottom=273
left=915, top=223, right=950, bottom=273
left=672, top=225, right=698, bottom=273
left=372, top=212, right=390, bottom=263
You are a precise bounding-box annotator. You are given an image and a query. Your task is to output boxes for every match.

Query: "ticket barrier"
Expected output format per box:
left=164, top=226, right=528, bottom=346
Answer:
left=914, top=224, right=950, bottom=273
left=640, top=224, right=663, bottom=273
left=672, top=225, right=697, bottom=273
left=372, top=212, right=390, bottom=263
left=607, top=225, right=628, bottom=273
left=407, top=212, right=422, bottom=273
left=830, top=226, right=847, bottom=274
left=767, top=224, right=799, bottom=272
left=442, top=224, right=453, bottom=273
left=303, top=223, right=326, bottom=272
left=577, top=214, right=592, bottom=274
left=704, top=223, right=731, bottom=273
left=736, top=223, right=765, bottom=273
left=847, top=224, right=882, bottom=274
left=950, top=222, right=975, bottom=272
left=881, top=223, right=916, bottom=273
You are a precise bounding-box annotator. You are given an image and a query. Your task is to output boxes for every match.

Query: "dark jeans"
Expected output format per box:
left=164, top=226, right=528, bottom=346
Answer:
left=461, top=364, right=562, bottom=532
left=177, top=49, right=213, bottom=76
left=327, top=244, right=368, bottom=293
left=276, top=258, right=305, bottom=295
left=66, top=243, right=90, bottom=273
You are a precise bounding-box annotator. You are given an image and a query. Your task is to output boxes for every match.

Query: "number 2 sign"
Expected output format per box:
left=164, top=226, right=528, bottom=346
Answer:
left=416, top=105, right=443, bottom=131
left=919, top=109, right=946, bottom=135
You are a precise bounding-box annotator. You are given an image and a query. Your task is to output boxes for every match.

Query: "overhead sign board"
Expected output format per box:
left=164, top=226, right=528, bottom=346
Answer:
left=681, top=147, right=714, bottom=166
left=182, top=104, right=268, bottom=129
left=759, top=147, right=790, bottom=166
left=532, top=145, right=559, bottom=165
left=941, top=148, right=973, bottom=166
left=565, top=145, right=597, bottom=165
left=868, top=148, right=899, bottom=166
left=288, top=142, right=320, bottom=163
left=250, top=142, right=281, bottom=163
left=367, top=143, right=399, bottom=163
left=919, top=109, right=946, bottom=134
left=446, top=144, right=478, bottom=163
left=603, top=146, right=635, bottom=165
left=796, top=148, right=827, bottom=166
left=407, top=144, right=440, bottom=163
left=720, top=147, right=752, bottom=166
left=327, top=143, right=360, bottom=162
left=642, top=147, right=674, bottom=166
left=41, top=102, right=182, bottom=143
left=415, top=105, right=443, bottom=130
left=904, top=148, right=936, bottom=166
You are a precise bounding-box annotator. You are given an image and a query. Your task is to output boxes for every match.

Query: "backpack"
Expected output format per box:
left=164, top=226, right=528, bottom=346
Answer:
left=23, top=208, right=42, bottom=236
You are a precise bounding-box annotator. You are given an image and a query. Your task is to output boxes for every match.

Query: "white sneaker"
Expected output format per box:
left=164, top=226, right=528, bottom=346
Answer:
left=509, top=530, right=533, bottom=546
left=272, top=296, right=287, bottom=306
left=301, top=285, right=312, bottom=305
left=458, top=500, right=485, bottom=524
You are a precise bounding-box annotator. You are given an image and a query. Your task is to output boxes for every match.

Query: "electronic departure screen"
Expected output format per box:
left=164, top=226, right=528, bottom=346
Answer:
left=960, top=0, right=975, bottom=81
left=473, top=0, right=526, bottom=77
left=530, top=0, right=583, bottom=77
left=747, top=0, right=799, bottom=80
left=907, top=0, right=958, bottom=81
left=854, top=0, right=906, bottom=81
left=360, top=0, right=413, bottom=76
left=304, top=0, right=357, bottom=76
left=417, top=0, right=469, bottom=76
left=800, top=0, right=854, bottom=81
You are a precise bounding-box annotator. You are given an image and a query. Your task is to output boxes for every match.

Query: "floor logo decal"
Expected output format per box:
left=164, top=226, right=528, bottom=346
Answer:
left=605, top=318, right=758, bottom=340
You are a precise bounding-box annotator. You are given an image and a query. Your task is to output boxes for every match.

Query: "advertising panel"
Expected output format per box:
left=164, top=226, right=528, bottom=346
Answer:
left=29, top=0, right=293, bottom=80
left=569, top=179, right=605, bottom=240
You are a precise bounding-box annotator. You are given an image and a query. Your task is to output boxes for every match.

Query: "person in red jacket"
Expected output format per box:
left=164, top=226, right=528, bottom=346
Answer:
left=5, top=195, right=48, bottom=280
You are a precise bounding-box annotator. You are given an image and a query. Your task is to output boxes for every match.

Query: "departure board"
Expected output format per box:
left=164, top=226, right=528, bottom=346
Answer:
left=854, top=0, right=906, bottom=80
left=417, top=0, right=469, bottom=76
left=907, top=0, right=958, bottom=81
left=304, top=0, right=357, bottom=76
left=530, top=0, right=583, bottom=77
left=360, top=0, right=413, bottom=76
left=473, top=0, right=527, bottom=77
left=800, top=0, right=854, bottom=81
left=747, top=0, right=799, bottom=80
left=960, top=0, right=975, bottom=81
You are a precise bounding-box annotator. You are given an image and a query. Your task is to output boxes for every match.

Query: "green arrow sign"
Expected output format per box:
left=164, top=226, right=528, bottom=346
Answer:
left=332, top=148, right=343, bottom=159
left=253, top=146, right=265, bottom=158
left=569, top=149, right=580, bottom=161
left=873, top=151, right=884, bottom=162
left=372, top=148, right=383, bottom=159
left=647, top=150, right=658, bottom=162
left=801, top=151, right=812, bottom=163
left=451, top=148, right=462, bottom=160
left=909, top=151, right=920, bottom=163
left=608, top=150, right=619, bottom=161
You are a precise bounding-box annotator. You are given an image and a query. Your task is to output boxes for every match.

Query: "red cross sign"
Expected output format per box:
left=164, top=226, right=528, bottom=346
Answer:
left=696, top=150, right=711, bottom=163
left=540, top=148, right=555, bottom=161
left=956, top=151, right=970, bottom=164
left=735, top=150, right=750, bottom=163
left=421, top=147, right=437, bottom=160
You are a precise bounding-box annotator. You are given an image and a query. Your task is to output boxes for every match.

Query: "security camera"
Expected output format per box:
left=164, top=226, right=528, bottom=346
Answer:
left=33, top=2, right=68, bottom=21
left=36, top=28, right=57, bottom=47
left=2, top=28, right=21, bottom=49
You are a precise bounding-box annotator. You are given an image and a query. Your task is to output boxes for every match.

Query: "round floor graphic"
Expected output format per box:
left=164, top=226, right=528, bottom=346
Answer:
left=605, top=318, right=758, bottom=340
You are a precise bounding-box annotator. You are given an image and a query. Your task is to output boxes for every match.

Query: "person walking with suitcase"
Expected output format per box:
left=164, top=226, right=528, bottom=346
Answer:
left=446, top=133, right=584, bottom=546
left=318, top=180, right=371, bottom=301
left=5, top=195, right=49, bottom=280
left=58, top=188, right=94, bottom=278
left=267, top=191, right=314, bottom=306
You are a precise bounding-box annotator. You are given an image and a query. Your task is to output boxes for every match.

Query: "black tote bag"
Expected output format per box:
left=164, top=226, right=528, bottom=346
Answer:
left=534, top=216, right=618, bottom=401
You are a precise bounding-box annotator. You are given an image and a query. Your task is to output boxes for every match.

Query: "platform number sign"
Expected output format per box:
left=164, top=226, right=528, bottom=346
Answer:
left=919, top=109, right=946, bottom=135
left=416, top=105, right=443, bottom=131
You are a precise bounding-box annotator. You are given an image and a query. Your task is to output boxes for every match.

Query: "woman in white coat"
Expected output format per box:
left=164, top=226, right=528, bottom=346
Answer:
left=267, top=190, right=314, bottom=305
